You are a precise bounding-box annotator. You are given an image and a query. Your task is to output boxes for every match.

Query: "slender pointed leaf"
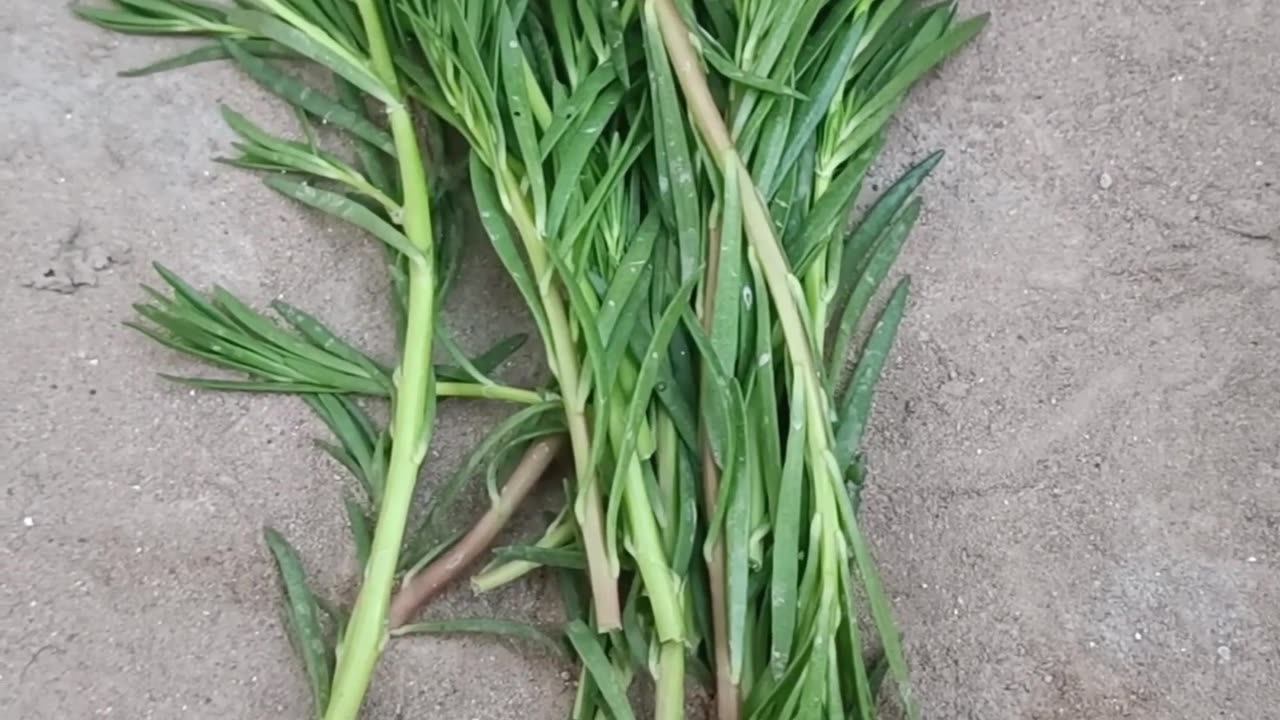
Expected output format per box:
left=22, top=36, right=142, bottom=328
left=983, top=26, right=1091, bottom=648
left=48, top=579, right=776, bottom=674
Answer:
left=263, top=528, right=332, bottom=719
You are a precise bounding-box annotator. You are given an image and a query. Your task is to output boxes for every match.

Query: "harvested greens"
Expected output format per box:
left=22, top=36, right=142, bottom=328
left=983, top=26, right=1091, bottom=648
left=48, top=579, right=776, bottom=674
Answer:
left=77, top=1, right=984, bottom=718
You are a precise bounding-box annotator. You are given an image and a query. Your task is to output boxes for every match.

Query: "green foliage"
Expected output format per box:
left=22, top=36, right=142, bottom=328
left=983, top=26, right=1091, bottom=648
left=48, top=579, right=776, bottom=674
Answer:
left=78, top=1, right=986, bottom=719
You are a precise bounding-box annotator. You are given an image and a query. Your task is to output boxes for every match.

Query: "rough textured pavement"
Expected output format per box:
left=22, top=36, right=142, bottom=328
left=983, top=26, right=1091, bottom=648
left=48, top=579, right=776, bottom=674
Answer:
left=3, top=1, right=1278, bottom=718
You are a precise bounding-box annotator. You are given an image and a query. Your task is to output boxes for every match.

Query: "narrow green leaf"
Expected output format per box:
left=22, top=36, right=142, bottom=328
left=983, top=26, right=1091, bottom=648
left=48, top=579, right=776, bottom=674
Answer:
left=277, top=0, right=354, bottom=53
left=469, top=154, right=552, bottom=344
left=670, top=442, right=699, bottom=579
left=212, top=289, right=371, bottom=383
left=271, top=300, right=391, bottom=387
left=134, top=305, right=297, bottom=378
left=564, top=620, right=636, bottom=720
left=435, top=333, right=529, bottom=383
left=263, top=528, right=332, bottom=719
left=835, top=555, right=875, bottom=718
left=789, top=136, right=882, bottom=273
left=834, top=279, right=910, bottom=467
left=334, top=76, right=397, bottom=196
left=604, top=274, right=699, bottom=534
left=771, top=13, right=868, bottom=193
left=747, top=301, right=782, bottom=548
left=630, top=325, right=699, bottom=454
left=74, top=7, right=197, bottom=34
left=226, top=9, right=395, bottom=106
left=492, top=544, right=588, bottom=570
left=114, top=0, right=224, bottom=23
left=709, top=153, right=744, bottom=377
left=413, top=401, right=560, bottom=547
left=620, top=584, right=651, bottom=670
left=497, top=8, right=547, bottom=229
left=770, top=375, right=807, bottom=677
left=867, top=648, right=890, bottom=703
left=263, top=177, right=423, bottom=261
left=152, top=263, right=227, bottom=323
left=118, top=39, right=294, bottom=77
left=682, top=312, right=747, bottom=541
left=223, top=40, right=395, bottom=155
left=314, top=0, right=365, bottom=52
left=563, top=120, right=652, bottom=250
left=643, top=5, right=701, bottom=280
left=158, top=375, right=376, bottom=394
left=847, top=14, right=988, bottom=131
left=598, top=214, right=658, bottom=389
left=746, top=96, right=793, bottom=199
left=845, top=508, right=917, bottom=719
left=700, top=32, right=806, bottom=99
left=305, top=394, right=375, bottom=491
left=799, top=589, right=835, bottom=718
left=543, top=251, right=610, bottom=482
left=598, top=0, right=630, bottom=86
left=545, top=85, right=624, bottom=238
left=829, top=196, right=921, bottom=385
left=726, top=417, right=753, bottom=682
left=831, top=150, right=941, bottom=305
left=315, top=439, right=367, bottom=490
left=538, top=63, right=617, bottom=158
left=343, top=497, right=372, bottom=568
left=125, top=320, right=248, bottom=377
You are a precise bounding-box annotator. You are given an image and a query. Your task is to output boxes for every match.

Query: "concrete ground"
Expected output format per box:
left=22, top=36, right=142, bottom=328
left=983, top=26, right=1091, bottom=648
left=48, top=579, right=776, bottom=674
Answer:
left=2, top=1, right=1277, bottom=718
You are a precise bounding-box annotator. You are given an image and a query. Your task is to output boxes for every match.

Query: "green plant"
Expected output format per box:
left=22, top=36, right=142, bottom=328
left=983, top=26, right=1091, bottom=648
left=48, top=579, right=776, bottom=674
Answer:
left=383, top=6, right=701, bottom=716
left=74, top=2, right=546, bottom=719
left=78, top=2, right=986, bottom=719
left=642, top=2, right=986, bottom=718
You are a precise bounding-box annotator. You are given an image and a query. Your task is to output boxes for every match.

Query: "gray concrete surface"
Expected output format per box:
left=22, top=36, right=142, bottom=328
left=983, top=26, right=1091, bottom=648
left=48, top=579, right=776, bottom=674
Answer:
left=2, top=1, right=1277, bottom=718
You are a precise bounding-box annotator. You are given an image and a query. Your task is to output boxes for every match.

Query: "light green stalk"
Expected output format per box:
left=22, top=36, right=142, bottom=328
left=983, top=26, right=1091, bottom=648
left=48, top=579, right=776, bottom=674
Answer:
left=324, top=2, right=436, bottom=718
left=650, top=2, right=852, bottom=717
left=493, top=168, right=623, bottom=630
left=437, top=381, right=545, bottom=405
left=655, top=641, right=686, bottom=720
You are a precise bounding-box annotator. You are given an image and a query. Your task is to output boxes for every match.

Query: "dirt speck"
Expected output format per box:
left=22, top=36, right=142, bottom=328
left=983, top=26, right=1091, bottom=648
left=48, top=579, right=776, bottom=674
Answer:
left=25, top=224, right=131, bottom=294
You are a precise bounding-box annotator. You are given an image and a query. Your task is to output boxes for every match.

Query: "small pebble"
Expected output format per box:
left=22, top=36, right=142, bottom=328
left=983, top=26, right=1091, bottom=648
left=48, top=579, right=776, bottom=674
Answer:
left=1098, top=172, right=1114, bottom=190
left=1217, top=645, right=1231, bottom=662
left=22, top=516, right=34, bottom=527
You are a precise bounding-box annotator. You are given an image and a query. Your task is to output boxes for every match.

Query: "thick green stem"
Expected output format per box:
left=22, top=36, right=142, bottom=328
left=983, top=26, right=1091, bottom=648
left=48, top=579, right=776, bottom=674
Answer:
left=655, top=641, right=686, bottom=720
left=651, top=4, right=856, bottom=719
left=324, top=3, right=435, bottom=719
left=326, top=263, right=434, bottom=720
left=496, top=169, right=622, bottom=630
left=646, top=2, right=742, bottom=708
left=622, top=456, right=683, bottom=640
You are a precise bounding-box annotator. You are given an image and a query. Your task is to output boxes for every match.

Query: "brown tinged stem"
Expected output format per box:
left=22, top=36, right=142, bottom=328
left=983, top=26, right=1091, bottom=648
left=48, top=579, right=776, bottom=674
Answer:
left=701, top=450, right=739, bottom=720
left=648, top=0, right=741, bottom=716
left=698, top=223, right=740, bottom=720
left=388, top=435, right=565, bottom=628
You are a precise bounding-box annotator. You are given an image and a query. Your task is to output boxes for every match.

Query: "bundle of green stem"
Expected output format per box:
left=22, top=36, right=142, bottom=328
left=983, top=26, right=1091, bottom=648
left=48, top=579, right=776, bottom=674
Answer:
left=640, top=3, right=987, bottom=719
left=77, top=0, right=984, bottom=719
